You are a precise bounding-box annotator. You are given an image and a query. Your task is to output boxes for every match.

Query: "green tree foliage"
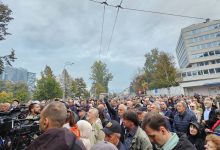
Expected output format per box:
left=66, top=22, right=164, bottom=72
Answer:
left=151, top=52, right=179, bottom=88
left=74, top=77, right=89, bottom=98
left=0, top=3, right=15, bottom=74
left=0, top=81, right=29, bottom=102
left=0, top=49, right=16, bottom=75
left=90, top=82, right=106, bottom=98
left=144, top=48, right=159, bottom=87
left=0, top=3, right=13, bottom=40
left=12, top=82, right=29, bottom=102
left=33, top=66, right=63, bottom=100
left=0, top=91, right=13, bottom=102
left=132, top=49, right=178, bottom=92
left=90, top=60, right=113, bottom=94
left=62, top=69, right=74, bottom=98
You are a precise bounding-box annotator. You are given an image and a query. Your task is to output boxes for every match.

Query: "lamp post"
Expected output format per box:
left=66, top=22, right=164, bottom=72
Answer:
left=63, top=62, right=74, bottom=100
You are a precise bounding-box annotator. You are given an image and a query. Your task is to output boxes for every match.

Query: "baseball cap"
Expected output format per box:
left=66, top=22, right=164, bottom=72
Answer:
left=91, top=141, right=117, bottom=150
left=102, top=120, right=121, bottom=135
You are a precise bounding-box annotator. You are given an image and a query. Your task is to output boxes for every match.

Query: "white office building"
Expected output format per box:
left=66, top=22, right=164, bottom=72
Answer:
left=176, top=19, right=220, bottom=96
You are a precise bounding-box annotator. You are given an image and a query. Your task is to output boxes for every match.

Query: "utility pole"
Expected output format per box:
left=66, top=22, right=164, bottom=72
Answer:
left=63, top=62, right=74, bottom=100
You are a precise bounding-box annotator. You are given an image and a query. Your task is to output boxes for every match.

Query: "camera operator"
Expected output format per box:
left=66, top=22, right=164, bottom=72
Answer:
left=27, top=101, right=85, bottom=150
left=0, top=102, right=11, bottom=112
left=26, top=102, right=41, bottom=119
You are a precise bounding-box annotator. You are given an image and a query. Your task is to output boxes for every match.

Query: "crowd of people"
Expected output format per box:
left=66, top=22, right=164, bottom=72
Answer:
left=0, top=94, right=220, bottom=150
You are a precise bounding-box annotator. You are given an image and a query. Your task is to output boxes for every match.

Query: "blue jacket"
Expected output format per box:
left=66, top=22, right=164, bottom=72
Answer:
left=173, top=109, right=197, bottom=133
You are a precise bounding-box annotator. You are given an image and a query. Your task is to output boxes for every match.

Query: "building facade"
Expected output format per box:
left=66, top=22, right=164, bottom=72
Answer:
left=176, top=19, right=220, bottom=96
left=0, top=66, right=36, bottom=93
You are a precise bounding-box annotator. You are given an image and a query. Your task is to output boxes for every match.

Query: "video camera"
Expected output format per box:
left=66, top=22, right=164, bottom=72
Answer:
left=0, top=107, right=41, bottom=150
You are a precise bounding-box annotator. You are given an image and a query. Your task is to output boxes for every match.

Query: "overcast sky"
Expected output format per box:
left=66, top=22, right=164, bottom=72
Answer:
left=1, top=0, right=219, bottom=92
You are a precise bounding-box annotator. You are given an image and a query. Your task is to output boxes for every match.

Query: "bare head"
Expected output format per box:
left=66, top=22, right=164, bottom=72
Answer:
left=39, top=101, right=67, bottom=131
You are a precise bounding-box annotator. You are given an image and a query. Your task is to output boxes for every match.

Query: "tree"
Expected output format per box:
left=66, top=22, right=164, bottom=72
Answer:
left=74, top=77, right=89, bottom=98
left=0, top=81, right=29, bottom=102
left=0, top=91, right=13, bottom=102
left=33, top=66, right=63, bottom=100
left=131, top=48, right=179, bottom=92
left=12, top=82, right=29, bottom=102
left=151, top=52, right=179, bottom=88
left=90, top=82, right=106, bottom=98
left=144, top=48, right=159, bottom=89
left=90, top=60, right=113, bottom=94
left=0, top=3, right=15, bottom=74
left=0, top=3, right=13, bottom=40
left=61, top=69, right=74, bottom=98
left=0, top=50, right=16, bottom=74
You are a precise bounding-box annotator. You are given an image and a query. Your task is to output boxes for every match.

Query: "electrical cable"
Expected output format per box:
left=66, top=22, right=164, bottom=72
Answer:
left=99, top=4, right=106, bottom=60
left=89, top=0, right=207, bottom=20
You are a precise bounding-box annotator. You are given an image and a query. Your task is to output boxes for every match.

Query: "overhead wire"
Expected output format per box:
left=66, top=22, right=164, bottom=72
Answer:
left=89, top=0, right=207, bottom=20
left=99, top=2, right=107, bottom=60
left=106, top=0, right=123, bottom=53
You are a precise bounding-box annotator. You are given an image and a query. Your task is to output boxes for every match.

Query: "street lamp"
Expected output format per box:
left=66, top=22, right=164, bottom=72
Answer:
left=63, top=62, right=74, bottom=100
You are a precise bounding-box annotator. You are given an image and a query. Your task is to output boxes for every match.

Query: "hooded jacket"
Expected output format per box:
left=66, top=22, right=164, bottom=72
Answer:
left=27, top=128, right=85, bottom=150
left=173, top=133, right=197, bottom=150
left=187, top=122, right=205, bottom=150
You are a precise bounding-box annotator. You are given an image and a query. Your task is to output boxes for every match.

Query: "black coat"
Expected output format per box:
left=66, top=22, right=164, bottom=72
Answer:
left=27, top=128, right=85, bottom=150
left=187, top=121, right=206, bottom=150
left=173, top=134, right=197, bottom=150
left=201, top=106, right=217, bottom=128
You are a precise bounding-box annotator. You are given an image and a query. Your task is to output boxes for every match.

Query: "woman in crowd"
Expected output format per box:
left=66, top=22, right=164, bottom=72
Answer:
left=187, top=122, right=206, bottom=150
left=77, top=120, right=94, bottom=150
left=63, top=109, right=81, bottom=139
left=190, top=102, right=202, bottom=122
left=204, top=134, right=220, bottom=150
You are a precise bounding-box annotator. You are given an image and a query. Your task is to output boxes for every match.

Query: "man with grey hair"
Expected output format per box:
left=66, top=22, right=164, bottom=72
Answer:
left=87, top=107, right=105, bottom=144
left=27, top=101, right=85, bottom=150
left=173, top=101, right=197, bottom=133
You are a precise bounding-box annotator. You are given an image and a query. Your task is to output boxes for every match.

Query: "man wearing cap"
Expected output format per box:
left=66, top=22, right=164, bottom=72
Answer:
left=102, top=120, right=126, bottom=150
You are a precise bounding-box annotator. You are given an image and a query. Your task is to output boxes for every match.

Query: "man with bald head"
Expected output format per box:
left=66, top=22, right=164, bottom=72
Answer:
left=27, top=101, right=85, bottom=150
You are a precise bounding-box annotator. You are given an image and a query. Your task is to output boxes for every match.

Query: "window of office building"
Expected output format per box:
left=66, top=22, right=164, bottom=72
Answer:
left=209, top=69, right=215, bottom=74
left=182, top=72, right=186, bottom=77
left=187, top=72, right=192, bottom=76
left=216, top=59, right=220, bottom=63
left=198, top=70, right=203, bottom=75
left=204, top=52, right=209, bottom=57
left=197, top=62, right=204, bottom=66
left=209, top=51, right=215, bottom=56
left=211, top=60, right=216, bottom=64
left=215, top=50, right=220, bottom=54
left=215, top=68, right=220, bottom=73
left=192, top=71, right=197, bottom=76
left=204, top=61, right=209, bottom=65
left=203, top=69, right=209, bottom=74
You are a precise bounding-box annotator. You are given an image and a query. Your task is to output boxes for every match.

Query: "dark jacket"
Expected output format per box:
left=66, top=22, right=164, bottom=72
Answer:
left=173, top=110, right=197, bottom=133
left=173, top=133, right=197, bottom=150
left=104, top=98, right=120, bottom=122
left=187, top=122, right=205, bottom=150
left=27, top=128, right=85, bottom=150
left=104, top=98, right=126, bottom=143
left=201, top=106, right=217, bottom=128
left=117, top=141, right=126, bottom=150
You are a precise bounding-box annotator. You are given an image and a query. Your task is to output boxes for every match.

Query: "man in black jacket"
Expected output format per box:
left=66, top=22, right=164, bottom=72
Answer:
left=143, top=112, right=196, bottom=150
left=27, top=101, right=85, bottom=150
left=201, top=97, right=217, bottom=128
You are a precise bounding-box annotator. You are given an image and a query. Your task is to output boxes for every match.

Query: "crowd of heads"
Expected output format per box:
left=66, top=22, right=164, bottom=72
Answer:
left=1, top=94, right=220, bottom=150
